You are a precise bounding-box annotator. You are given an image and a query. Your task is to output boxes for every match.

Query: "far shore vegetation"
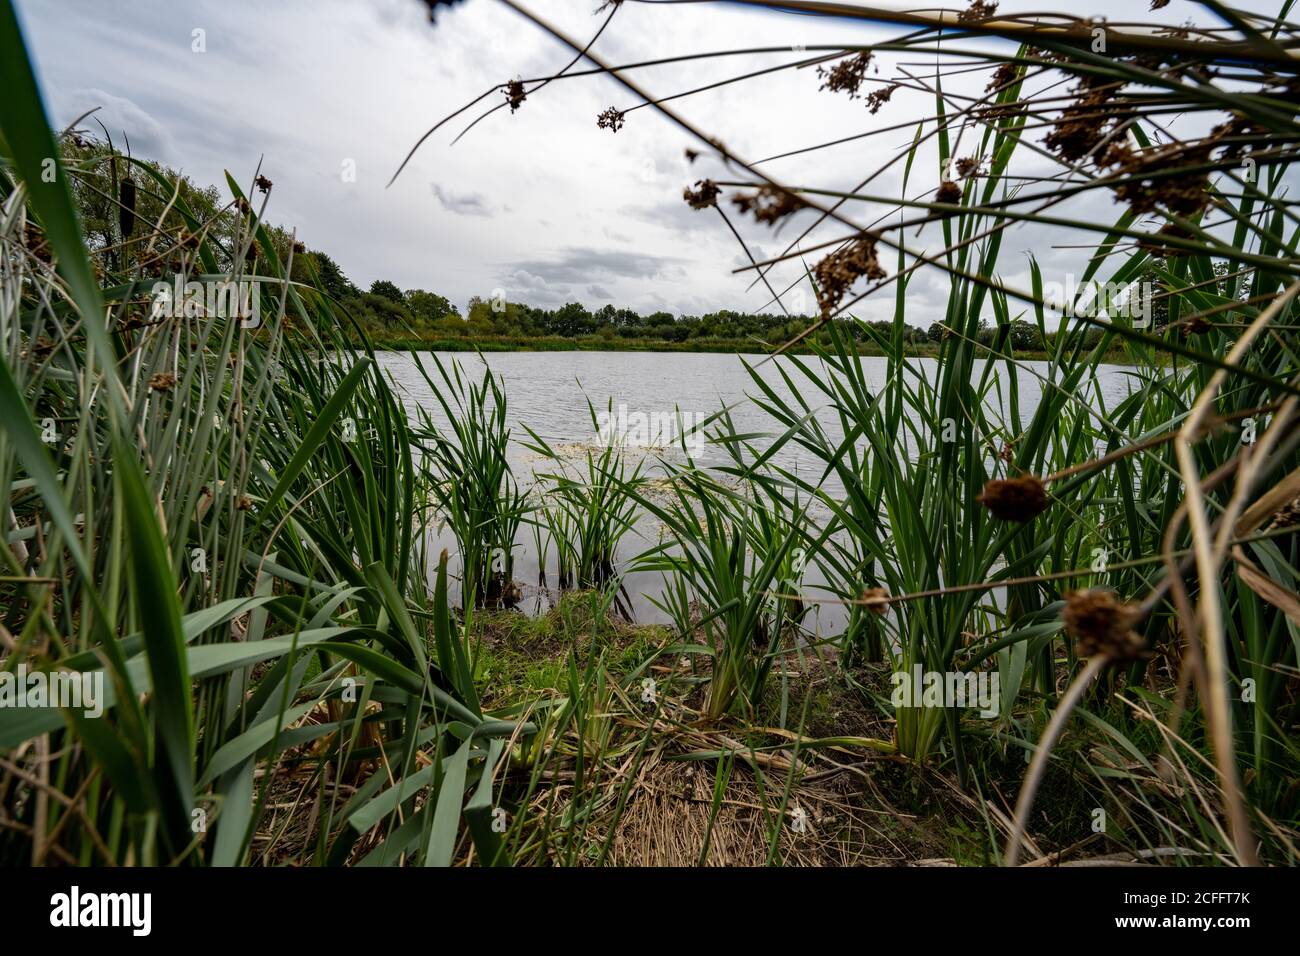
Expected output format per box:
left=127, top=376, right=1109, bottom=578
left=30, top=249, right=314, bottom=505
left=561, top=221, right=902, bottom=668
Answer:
left=335, top=265, right=1146, bottom=361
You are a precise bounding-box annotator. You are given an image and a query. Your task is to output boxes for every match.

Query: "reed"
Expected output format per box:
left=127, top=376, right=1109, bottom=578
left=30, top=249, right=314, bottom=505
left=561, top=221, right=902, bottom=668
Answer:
left=411, top=354, right=528, bottom=608
left=522, top=400, right=645, bottom=592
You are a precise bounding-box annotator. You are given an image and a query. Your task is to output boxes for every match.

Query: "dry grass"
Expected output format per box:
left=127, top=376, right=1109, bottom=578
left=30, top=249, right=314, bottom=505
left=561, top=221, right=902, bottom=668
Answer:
left=600, top=755, right=918, bottom=866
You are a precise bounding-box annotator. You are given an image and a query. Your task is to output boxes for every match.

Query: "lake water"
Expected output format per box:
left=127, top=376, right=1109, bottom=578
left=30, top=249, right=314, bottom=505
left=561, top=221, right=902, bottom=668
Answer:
left=375, top=350, right=1138, bottom=632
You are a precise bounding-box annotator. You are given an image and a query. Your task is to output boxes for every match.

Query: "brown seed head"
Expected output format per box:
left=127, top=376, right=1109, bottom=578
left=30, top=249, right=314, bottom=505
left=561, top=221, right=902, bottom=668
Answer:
left=505, top=79, right=527, bottom=113
left=977, top=474, right=1049, bottom=522
left=861, top=587, right=891, bottom=616
left=936, top=180, right=963, bottom=206
left=1097, top=140, right=1134, bottom=169
left=148, top=372, right=177, bottom=392
left=1111, top=143, right=1211, bottom=216
left=818, top=52, right=873, bottom=98
left=1044, top=79, right=1132, bottom=165
left=813, top=236, right=886, bottom=316
left=596, top=106, right=626, bottom=133
left=24, top=222, right=52, bottom=263
left=254, top=175, right=273, bottom=193
left=1210, top=113, right=1262, bottom=161
left=864, top=83, right=898, bottom=115
left=986, top=61, right=1019, bottom=94
left=1062, top=589, right=1144, bottom=660
left=683, top=179, right=721, bottom=210
left=731, top=185, right=807, bottom=226
left=421, top=0, right=467, bottom=21
left=958, top=0, right=999, bottom=22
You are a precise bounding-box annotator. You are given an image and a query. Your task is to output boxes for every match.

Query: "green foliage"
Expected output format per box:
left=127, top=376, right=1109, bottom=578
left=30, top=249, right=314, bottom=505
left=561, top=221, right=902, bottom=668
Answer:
left=310, top=249, right=359, bottom=300
left=368, top=278, right=405, bottom=304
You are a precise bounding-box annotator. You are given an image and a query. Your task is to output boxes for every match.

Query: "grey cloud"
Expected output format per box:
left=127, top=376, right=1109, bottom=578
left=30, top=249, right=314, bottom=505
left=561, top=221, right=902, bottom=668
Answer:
left=509, top=247, right=686, bottom=285
left=430, top=183, right=493, bottom=216
left=55, top=88, right=178, bottom=163
left=620, top=196, right=720, bottom=238
left=499, top=269, right=571, bottom=307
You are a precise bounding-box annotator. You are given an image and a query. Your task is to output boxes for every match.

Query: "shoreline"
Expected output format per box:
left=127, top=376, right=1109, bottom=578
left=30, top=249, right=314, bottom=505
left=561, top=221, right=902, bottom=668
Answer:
left=357, top=335, right=1143, bottom=364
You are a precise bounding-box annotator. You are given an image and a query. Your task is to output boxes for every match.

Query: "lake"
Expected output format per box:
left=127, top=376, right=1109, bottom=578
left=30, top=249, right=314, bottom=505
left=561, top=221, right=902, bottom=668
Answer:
left=375, top=350, right=1139, bottom=632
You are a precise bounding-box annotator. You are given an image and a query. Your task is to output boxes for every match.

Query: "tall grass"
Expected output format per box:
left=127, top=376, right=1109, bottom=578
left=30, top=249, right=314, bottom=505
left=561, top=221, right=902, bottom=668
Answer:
left=0, top=0, right=533, bottom=864
left=411, top=354, right=528, bottom=608
left=629, top=439, right=809, bottom=721
left=522, top=400, right=645, bottom=592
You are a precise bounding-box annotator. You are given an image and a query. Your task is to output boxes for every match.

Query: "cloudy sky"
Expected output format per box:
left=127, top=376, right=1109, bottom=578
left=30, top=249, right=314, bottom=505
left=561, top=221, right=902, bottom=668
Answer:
left=12, top=0, right=1269, bottom=322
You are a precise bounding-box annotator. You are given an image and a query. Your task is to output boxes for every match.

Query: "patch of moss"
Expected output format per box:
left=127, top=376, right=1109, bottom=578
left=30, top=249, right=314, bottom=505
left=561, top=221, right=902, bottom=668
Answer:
left=468, top=589, right=669, bottom=706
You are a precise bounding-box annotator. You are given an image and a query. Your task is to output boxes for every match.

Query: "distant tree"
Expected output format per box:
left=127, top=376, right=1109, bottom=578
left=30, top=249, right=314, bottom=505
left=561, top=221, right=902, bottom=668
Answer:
left=549, top=302, right=595, bottom=337
left=311, top=250, right=359, bottom=300
left=1139, top=259, right=1175, bottom=330
left=350, top=292, right=412, bottom=329
left=461, top=296, right=502, bottom=336
left=660, top=322, right=690, bottom=342
left=465, top=296, right=532, bottom=335
left=612, top=308, right=641, bottom=331
left=369, top=279, right=405, bottom=304
left=406, top=289, right=458, bottom=323
left=1007, top=319, right=1041, bottom=351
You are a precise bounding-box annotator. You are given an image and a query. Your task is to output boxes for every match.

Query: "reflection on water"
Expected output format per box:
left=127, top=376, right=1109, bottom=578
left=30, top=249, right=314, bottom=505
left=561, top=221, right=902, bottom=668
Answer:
left=375, top=350, right=1136, bottom=635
